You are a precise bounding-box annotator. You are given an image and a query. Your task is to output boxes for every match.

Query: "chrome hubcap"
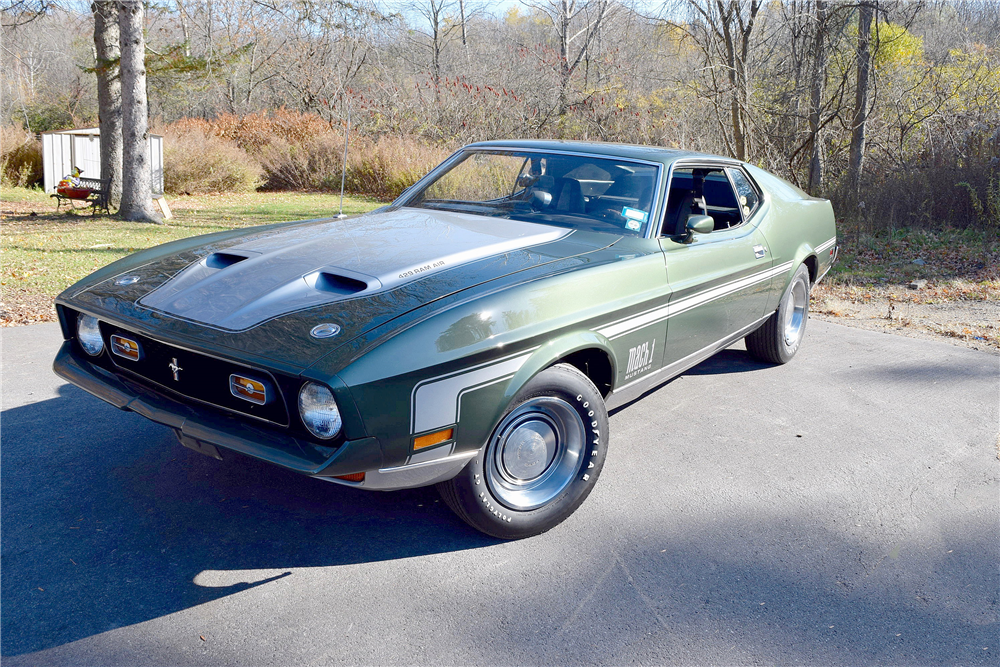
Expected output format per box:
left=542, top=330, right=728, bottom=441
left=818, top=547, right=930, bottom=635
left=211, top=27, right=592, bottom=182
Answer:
left=486, top=396, right=586, bottom=511
left=783, top=278, right=808, bottom=347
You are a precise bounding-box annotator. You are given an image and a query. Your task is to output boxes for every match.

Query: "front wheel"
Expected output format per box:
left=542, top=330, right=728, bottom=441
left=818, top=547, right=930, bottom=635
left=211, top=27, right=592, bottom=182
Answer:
left=746, top=263, right=811, bottom=364
left=437, top=363, right=608, bottom=539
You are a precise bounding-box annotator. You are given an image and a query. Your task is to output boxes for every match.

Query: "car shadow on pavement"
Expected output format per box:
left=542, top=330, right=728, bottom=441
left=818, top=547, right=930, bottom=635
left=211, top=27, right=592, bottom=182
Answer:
left=680, top=348, right=774, bottom=376
left=609, top=347, right=771, bottom=417
left=1, top=384, right=499, bottom=656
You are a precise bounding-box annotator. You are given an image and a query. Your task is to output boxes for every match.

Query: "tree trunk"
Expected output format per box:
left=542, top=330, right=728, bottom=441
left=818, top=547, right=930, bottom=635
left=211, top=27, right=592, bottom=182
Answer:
left=459, top=0, right=467, bottom=47
left=175, top=0, right=191, bottom=57
left=92, top=0, right=122, bottom=209
left=849, top=1, right=873, bottom=195
left=118, top=0, right=161, bottom=224
left=713, top=0, right=759, bottom=162
left=807, top=0, right=828, bottom=193
left=556, top=0, right=571, bottom=122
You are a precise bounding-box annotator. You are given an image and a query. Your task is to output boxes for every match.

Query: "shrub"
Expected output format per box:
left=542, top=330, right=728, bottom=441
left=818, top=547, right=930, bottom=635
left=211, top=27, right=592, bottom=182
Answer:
left=346, top=136, right=451, bottom=200
left=213, top=108, right=332, bottom=155
left=162, top=124, right=262, bottom=194
left=258, top=132, right=344, bottom=191
left=159, top=112, right=452, bottom=199
left=0, top=125, right=42, bottom=188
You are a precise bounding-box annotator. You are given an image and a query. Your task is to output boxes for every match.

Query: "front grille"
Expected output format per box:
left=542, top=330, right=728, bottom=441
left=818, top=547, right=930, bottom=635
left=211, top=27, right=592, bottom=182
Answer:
left=98, top=323, right=290, bottom=425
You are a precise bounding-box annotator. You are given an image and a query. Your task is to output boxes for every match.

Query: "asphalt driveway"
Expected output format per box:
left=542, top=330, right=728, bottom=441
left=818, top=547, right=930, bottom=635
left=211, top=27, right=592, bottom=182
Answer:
left=2, top=320, right=997, bottom=665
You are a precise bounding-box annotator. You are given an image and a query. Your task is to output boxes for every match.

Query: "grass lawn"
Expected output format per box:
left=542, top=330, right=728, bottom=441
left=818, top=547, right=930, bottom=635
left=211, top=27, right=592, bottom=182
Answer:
left=1, top=187, right=382, bottom=324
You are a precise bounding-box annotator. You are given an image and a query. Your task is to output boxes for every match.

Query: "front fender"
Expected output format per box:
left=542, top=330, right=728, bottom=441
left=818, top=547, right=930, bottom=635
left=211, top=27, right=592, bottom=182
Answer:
left=445, top=331, right=616, bottom=467
left=503, top=330, right=616, bottom=406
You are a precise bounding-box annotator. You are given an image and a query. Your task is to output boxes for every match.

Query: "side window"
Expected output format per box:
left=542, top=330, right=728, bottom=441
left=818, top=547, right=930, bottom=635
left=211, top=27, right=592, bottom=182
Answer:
left=701, top=169, right=741, bottom=229
left=661, top=168, right=695, bottom=236
left=727, top=168, right=761, bottom=219
left=661, top=165, right=755, bottom=236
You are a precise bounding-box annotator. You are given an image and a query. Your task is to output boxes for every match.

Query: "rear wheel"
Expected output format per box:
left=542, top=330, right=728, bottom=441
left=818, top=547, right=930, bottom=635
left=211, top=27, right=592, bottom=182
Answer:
left=746, top=263, right=811, bottom=364
left=437, top=363, right=608, bottom=539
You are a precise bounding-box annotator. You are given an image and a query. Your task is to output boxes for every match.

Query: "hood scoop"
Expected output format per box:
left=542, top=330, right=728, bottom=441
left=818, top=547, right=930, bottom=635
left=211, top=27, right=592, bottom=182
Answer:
left=206, top=252, right=252, bottom=270
left=307, top=269, right=380, bottom=296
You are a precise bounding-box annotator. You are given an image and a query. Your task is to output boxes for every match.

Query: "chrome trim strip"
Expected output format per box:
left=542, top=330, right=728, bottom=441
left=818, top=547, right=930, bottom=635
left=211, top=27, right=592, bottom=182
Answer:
left=350, top=451, right=480, bottom=491
left=815, top=244, right=838, bottom=285
left=406, top=440, right=456, bottom=465
left=381, top=450, right=477, bottom=474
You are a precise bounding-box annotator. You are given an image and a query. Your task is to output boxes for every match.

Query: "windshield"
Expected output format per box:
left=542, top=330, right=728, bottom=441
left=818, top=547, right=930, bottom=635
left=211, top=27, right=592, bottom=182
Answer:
left=398, top=150, right=660, bottom=237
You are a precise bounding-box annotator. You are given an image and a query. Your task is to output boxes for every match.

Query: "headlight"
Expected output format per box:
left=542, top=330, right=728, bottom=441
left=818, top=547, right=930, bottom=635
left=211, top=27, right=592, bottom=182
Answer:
left=298, top=382, right=342, bottom=440
left=77, top=314, right=104, bottom=356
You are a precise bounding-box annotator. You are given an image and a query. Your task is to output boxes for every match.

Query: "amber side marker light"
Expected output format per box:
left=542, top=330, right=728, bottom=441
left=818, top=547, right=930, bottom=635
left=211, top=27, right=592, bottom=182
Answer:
left=414, top=428, right=454, bottom=451
left=333, top=472, right=365, bottom=482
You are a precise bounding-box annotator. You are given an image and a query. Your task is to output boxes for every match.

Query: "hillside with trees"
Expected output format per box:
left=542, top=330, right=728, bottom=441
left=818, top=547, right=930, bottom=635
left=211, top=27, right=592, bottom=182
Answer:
left=2, top=0, right=998, bottom=230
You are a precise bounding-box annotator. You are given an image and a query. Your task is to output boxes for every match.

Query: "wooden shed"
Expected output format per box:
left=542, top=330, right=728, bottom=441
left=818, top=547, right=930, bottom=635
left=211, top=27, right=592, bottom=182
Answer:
left=42, top=128, right=163, bottom=195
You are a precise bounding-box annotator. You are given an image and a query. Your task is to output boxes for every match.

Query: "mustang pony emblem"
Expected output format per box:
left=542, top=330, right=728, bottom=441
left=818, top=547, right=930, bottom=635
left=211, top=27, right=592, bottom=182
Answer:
left=168, top=357, right=183, bottom=382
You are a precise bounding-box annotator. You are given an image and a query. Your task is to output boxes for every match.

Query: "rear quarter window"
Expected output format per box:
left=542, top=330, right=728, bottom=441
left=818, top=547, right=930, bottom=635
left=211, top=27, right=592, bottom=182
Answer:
left=727, top=169, right=760, bottom=218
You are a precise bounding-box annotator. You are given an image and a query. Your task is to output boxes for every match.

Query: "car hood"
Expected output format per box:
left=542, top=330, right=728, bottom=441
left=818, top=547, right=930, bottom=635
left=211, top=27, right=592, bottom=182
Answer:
left=136, top=208, right=571, bottom=330
left=61, top=208, right=620, bottom=369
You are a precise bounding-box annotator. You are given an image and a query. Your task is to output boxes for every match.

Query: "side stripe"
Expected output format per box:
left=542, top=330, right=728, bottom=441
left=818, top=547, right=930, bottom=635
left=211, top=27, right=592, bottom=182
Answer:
left=597, top=261, right=793, bottom=340
left=411, top=351, right=533, bottom=434
left=815, top=237, right=837, bottom=253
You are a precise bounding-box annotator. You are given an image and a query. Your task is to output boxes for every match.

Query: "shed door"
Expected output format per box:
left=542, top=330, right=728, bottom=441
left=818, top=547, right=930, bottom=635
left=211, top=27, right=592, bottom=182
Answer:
left=74, top=134, right=102, bottom=180
left=42, top=134, right=73, bottom=193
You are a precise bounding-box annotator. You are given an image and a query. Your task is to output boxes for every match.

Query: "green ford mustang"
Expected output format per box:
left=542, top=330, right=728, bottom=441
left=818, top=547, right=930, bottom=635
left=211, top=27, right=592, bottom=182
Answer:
left=53, top=140, right=837, bottom=539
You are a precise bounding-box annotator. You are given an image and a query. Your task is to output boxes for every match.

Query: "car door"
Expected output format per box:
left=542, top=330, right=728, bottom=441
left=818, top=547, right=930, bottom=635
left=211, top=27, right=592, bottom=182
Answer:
left=599, top=245, right=671, bottom=390
left=657, top=163, right=773, bottom=367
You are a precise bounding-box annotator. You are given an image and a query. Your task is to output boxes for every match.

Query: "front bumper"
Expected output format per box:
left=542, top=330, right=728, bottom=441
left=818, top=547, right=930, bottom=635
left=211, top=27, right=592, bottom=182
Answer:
left=54, top=342, right=473, bottom=491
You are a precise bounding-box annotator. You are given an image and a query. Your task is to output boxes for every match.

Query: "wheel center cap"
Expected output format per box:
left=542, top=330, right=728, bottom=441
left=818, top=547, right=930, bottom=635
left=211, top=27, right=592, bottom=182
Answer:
left=502, top=420, right=557, bottom=481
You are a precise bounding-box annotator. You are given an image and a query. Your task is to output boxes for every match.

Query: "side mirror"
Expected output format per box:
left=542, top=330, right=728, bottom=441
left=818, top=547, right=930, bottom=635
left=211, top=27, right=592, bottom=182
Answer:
left=680, top=214, right=714, bottom=244
left=686, top=214, right=715, bottom=234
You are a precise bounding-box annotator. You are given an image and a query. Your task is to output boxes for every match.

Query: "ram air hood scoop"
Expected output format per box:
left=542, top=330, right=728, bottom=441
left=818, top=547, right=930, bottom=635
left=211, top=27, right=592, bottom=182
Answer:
left=139, top=208, right=571, bottom=331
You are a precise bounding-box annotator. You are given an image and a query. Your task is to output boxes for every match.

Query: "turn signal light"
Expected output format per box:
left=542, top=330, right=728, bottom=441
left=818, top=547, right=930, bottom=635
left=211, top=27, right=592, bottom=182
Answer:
left=333, top=472, right=365, bottom=482
left=230, top=374, right=268, bottom=405
left=110, top=334, right=142, bottom=361
left=414, top=428, right=454, bottom=451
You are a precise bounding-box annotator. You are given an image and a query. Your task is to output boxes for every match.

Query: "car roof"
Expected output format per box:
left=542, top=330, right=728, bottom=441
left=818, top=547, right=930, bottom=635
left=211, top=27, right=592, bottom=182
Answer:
left=463, top=139, right=720, bottom=166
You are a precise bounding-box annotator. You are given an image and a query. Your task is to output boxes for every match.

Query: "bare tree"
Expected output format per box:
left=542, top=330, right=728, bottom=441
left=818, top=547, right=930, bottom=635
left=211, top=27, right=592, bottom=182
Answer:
left=92, top=0, right=121, bottom=208
left=410, top=0, right=463, bottom=102
left=848, top=1, right=874, bottom=195
left=1, top=0, right=53, bottom=28
left=807, top=0, right=828, bottom=192
left=664, top=0, right=762, bottom=161
left=521, top=0, right=615, bottom=134
left=118, top=0, right=160, bottom=223
left=458, top=0, right=467, bottom=46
